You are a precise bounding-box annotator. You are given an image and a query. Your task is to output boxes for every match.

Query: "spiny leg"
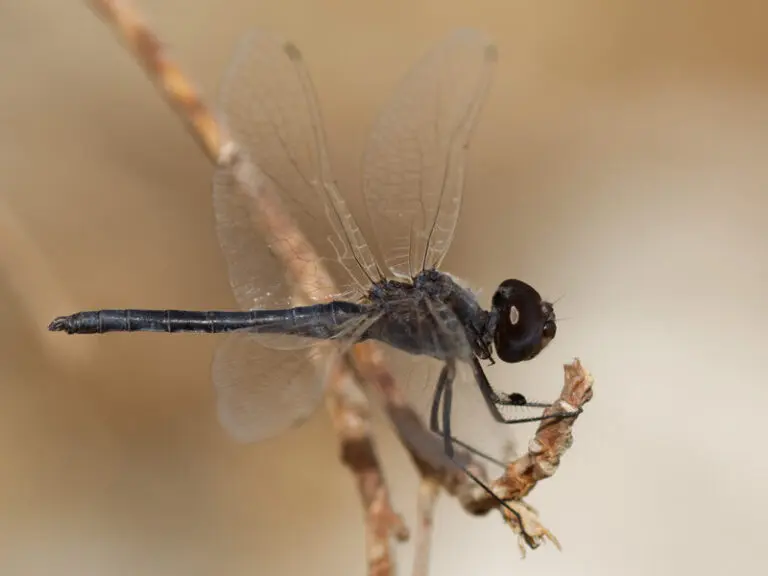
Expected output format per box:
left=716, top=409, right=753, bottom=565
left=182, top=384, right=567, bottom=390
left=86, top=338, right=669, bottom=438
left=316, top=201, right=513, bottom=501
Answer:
left=429, top=362, right=506, bottom=468
left=471, top=357, right=583, bottom=426
left=435, top=360, right=532, bottom=539
left=429, top=363, right=446, bottom=433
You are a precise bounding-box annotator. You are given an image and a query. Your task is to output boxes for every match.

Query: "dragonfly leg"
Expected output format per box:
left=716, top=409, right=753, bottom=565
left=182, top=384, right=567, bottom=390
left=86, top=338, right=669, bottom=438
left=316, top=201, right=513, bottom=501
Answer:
left=436, top=360, right=533, bottom=540
left=429, top=362, right=506, bottom=468
left=471, top=357, right=583, bottom=425
left=429, top=363, right=446, bottom=433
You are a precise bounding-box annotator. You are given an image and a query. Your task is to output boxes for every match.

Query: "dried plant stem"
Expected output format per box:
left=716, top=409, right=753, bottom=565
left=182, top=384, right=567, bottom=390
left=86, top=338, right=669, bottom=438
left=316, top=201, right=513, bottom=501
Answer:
left=324, top=363, right=410, bottom=575
left=411, top=479, right=440, bottom=576
left=459, top=359, right=593, bottom=550
left=87, top=1, right=404, bottom=573
left=84, top=0, right=593, bottom=571
left=88, top=0, right=223, bottom=161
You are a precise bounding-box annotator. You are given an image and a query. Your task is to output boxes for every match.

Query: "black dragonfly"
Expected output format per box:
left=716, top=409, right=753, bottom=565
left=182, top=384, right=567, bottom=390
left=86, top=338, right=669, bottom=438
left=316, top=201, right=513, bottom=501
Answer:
left=49, top=28, right=577, bottom=531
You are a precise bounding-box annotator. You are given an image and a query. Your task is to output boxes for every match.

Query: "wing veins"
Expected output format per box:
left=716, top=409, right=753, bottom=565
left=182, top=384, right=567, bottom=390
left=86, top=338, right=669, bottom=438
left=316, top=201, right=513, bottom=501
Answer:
left=423, top=46, right=496, bottom=271
left=286, top=42, right=383, bottom=286
left=362, top=30, right=497, bottom=279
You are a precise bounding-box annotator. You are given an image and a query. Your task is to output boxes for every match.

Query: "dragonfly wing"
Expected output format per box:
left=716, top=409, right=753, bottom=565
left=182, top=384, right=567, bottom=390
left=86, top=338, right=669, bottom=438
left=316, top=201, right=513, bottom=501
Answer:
left=213, top=312, right=376, bottom=443
left=213, top=333, right=327, bottom=443
left=362, top=29, right=497, bottom=278
left=214, top=29, right=381, bottom=313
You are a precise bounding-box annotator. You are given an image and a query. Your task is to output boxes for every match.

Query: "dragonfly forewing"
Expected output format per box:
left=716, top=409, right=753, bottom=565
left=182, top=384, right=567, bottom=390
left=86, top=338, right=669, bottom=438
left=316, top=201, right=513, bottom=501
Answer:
left=214, top=30, right=380, bottom=315
left=362, top=29, right=497, bottom=279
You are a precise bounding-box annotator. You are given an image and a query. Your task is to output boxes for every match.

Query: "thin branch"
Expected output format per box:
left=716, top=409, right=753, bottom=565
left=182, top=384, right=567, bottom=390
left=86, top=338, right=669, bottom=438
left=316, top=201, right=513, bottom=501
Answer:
left=88, top=0, right=223, bottom=162
left=84, top=0, right=594, bottom=570
left=87, top=2, right=404, bottom=573
left=324, top=360, right=410, bottom=576
left=459, top=358, right=594, bottom=551
left=411, top=479, right=440, bottom=576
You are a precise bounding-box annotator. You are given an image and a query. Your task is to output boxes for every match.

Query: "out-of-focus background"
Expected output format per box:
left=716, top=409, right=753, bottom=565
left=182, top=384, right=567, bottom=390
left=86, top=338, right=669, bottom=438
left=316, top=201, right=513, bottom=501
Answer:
left=2, top=1, right=767, bottom=574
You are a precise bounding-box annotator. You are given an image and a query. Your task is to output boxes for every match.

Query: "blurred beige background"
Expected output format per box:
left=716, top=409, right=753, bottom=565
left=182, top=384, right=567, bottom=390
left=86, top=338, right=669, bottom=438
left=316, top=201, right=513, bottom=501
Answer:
left=2, top=0, right=767, bottom=574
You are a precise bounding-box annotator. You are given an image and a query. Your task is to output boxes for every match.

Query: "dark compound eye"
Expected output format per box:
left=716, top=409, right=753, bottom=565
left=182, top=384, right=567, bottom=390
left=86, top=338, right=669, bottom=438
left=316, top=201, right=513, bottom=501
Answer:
left=543, top=321, right=557, bottom=340
left=507, top=392, right=527, bottom=406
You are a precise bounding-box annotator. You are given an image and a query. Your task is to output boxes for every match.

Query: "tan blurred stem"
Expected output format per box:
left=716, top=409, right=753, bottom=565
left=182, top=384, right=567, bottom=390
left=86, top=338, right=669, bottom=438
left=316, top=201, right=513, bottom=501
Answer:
left=86, top=1, right=407, bottom=573
left=85, top=0, right=593, bottom=567
left=411, top=479, right=440, bottom=576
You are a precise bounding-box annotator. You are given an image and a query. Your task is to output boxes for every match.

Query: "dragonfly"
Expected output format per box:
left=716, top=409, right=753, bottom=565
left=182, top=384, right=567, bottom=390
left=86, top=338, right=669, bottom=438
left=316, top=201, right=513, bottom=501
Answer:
left=49, top=28, right=578, bottom=533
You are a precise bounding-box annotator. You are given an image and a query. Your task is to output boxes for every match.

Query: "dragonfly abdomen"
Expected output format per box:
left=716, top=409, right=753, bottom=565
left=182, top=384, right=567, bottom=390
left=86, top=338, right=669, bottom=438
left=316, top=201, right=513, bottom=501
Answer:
left=48, top=309, right=257, bottom=334
left=48, top=301, right=369, bottom=336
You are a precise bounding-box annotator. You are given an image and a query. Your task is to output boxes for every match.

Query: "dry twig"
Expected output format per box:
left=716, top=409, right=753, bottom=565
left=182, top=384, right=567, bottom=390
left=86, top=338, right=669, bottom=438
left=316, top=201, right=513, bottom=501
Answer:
left=84, top=1, right=593, bottom=572
left=459, top=359, right=593, bottom=551
left=411, top=479, right=441, bottom=576
left=87, top=2, right=407, bottom=573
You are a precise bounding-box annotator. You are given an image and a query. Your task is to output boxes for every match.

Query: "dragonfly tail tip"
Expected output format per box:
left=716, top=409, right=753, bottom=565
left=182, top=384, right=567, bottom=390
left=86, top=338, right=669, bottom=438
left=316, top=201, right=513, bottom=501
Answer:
left=48, top=316, right=71, bottom=333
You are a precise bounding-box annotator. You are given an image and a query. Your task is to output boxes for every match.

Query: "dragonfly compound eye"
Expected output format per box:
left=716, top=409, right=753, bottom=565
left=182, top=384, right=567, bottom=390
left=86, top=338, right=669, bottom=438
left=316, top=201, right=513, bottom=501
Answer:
left=492, top=279, right=553, bottom=363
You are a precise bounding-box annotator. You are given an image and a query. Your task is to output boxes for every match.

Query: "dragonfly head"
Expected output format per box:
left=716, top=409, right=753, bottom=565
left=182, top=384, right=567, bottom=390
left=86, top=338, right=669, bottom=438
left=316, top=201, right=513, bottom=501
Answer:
left=490, top=279, right=557, bottom=363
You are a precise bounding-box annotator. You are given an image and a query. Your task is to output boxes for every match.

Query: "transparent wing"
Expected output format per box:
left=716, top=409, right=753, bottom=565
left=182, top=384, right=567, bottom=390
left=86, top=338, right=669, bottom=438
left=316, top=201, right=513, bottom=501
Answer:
left=214, top=29, right=381, bottom=313
left=362, top=29, right=497, bottom=279
left=371, top=299, right=518, bottom=472
left=214, top=335, right=327, bottom=443
left=213, top=311, right=379, bottom=443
